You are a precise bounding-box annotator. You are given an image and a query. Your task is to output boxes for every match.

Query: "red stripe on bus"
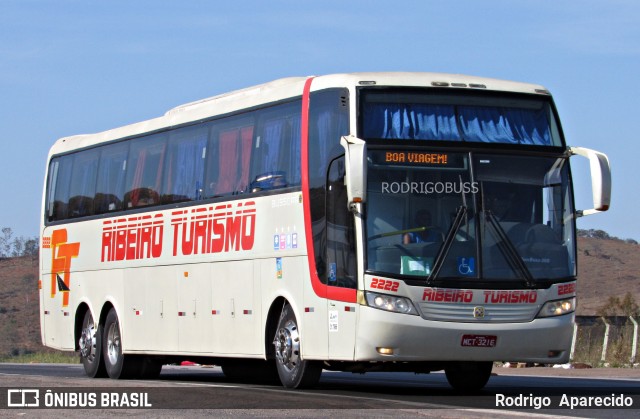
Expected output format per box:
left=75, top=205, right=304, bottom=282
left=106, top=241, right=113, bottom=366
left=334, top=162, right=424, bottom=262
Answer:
left=301, top=76, right=357, bottom=304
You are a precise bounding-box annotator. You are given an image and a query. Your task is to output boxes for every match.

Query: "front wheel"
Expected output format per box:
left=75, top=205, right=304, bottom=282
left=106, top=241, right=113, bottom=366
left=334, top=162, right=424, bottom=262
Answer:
left=79, top=310, right=106, bottom=378
left=102, top=308, right=142, bottom=379
left=444, top=361, right=493, bottom=392
left=273, top=304, right=322, bottom=389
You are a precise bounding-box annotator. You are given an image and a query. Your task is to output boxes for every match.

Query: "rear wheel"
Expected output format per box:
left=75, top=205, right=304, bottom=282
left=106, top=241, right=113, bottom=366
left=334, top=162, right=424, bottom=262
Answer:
left=444, top=361, right=493, bottom=392
left=79, top=310, right=106, bottom=378
left=273, top=304, right=322, bottom=389
left=102, top=308, right=142, bottom=379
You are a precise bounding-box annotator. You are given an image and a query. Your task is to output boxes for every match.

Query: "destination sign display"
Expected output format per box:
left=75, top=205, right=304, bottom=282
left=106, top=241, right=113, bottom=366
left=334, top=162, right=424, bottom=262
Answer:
left=370, top=150, right=465, bottom=168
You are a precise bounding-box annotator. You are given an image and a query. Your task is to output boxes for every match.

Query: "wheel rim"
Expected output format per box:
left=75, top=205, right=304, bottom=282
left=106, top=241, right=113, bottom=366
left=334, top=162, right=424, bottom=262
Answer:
left=274, top=319, right=300, bottom=372
left=79, top=316, right=97, bottom=362
left=106, top=321, right=121, bottom=365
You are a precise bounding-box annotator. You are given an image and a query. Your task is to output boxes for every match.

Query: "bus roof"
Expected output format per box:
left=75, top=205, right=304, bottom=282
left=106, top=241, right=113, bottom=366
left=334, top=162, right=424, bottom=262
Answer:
left=49, top=72, right=551, bottom=156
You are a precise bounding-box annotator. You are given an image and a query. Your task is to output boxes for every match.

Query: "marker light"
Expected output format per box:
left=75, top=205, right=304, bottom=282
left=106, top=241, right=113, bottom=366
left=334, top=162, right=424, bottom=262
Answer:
left=536, top=297, right=576, bottom=318
left=364, top=291, right=418, bottom=315
left=376, top=347, right=394, bottom=355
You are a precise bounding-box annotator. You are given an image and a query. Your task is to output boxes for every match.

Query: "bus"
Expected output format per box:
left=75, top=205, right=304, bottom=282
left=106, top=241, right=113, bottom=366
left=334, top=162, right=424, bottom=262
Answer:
left=40, top=72, right=611, bottom=391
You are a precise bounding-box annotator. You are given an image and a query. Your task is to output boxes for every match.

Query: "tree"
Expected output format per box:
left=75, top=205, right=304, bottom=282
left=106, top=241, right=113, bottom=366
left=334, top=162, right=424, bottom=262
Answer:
left=0, top=227, right=13, bottom=258
left=11, top=236, right=24, bottom=257
left=0, top=227, right=39, bottom=258
left=23, top=238, right=39, bottom=256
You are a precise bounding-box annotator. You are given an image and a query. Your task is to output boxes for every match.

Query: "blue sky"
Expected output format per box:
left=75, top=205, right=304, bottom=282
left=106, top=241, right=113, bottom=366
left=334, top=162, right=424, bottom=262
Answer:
left=1, top=0, right=638, bottom=240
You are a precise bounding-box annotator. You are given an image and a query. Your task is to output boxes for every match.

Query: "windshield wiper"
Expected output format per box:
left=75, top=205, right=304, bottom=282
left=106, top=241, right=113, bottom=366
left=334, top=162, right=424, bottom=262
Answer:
left=426, top=205, right=467, bottom=285
left=484, top=211, right=535, bottom=288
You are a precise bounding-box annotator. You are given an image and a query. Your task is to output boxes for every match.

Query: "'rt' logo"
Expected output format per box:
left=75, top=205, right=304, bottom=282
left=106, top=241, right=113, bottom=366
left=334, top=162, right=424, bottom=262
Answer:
left=50, top=229, right=80, bottom=308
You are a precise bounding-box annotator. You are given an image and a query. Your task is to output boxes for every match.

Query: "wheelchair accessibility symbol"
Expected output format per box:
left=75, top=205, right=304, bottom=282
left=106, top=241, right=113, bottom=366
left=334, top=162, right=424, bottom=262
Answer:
left=457, top=257, right=475, bottom=276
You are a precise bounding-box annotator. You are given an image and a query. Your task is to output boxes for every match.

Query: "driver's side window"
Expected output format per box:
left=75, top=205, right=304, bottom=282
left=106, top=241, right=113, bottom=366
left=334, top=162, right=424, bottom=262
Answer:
left=326, top=156, right=356, bottom=289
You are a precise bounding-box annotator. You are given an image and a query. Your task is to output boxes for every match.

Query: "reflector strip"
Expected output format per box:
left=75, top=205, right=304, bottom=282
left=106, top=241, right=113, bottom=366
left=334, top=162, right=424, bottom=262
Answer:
left=178, top=312, right=187, bottom=317
left=305, top=307, right=314, bottom=313
left=243, top=310, right=252, bottom=315
left=345, top=306, right=355, bottom=312
left=211, top=310, right=219, bottom=315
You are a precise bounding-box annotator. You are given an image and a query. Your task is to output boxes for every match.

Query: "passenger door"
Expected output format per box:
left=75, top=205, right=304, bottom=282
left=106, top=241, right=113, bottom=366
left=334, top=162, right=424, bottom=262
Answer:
left=326, top=157, right=358, bottom=359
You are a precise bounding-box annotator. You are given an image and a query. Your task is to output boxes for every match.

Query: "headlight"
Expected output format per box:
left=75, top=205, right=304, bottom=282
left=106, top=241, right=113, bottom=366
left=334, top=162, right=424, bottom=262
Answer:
left=364, top=291, right=419, bottom=315
left=536, top=297, right=576, bottom=318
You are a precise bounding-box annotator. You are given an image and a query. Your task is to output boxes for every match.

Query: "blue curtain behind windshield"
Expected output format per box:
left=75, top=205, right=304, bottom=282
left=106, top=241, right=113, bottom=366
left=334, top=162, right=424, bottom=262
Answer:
left=364, top=103, right=553, bottom=145
left=364, top=104, right=460, bottom=140
left=458, top=106, right=551, bottom=145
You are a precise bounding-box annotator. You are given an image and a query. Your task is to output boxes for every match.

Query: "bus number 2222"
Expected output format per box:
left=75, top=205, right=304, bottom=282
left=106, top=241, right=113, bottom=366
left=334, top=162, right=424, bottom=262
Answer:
left=370, top=278, right=399, bottom=292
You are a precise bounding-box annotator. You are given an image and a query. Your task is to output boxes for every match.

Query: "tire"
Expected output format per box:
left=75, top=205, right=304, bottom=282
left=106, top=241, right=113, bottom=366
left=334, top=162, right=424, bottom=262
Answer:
left=221, top=359, right=280, bottom=385
left=273, top=304, right=322, bottom=389
left=444, top=361, right=493, bottom=392
left=79, top=310, right=107, bottom=378
left=102, top=308, right=142, bottom=379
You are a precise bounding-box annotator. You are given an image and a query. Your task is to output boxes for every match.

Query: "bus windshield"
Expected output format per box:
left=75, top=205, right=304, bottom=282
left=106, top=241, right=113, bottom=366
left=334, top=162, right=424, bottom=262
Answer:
left=365, top=150, right=576, bottom=285
left=360, top=89, right=563, bottom=147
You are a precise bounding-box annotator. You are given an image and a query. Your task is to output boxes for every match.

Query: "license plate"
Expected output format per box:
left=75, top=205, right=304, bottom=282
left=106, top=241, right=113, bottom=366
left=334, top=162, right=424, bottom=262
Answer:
left=461, top=334, right=497, bottom=347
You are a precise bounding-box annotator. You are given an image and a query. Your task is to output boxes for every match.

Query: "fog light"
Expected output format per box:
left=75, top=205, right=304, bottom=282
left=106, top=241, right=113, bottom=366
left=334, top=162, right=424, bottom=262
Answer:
left=376, top=347, right=394, bottom=355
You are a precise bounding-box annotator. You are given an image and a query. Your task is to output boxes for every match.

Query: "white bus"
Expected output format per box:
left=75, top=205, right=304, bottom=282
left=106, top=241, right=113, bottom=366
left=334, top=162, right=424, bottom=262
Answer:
left=40, top=73, right=611, bottom=391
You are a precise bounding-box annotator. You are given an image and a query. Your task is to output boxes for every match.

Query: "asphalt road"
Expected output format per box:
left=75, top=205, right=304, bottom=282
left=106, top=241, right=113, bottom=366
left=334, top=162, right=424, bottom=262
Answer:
left=0, top=363, right=639, bottom=418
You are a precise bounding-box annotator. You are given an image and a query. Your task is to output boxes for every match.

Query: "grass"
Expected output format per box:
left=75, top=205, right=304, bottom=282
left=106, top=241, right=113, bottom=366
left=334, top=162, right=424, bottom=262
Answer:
left=0, top=351, right=79, bottom=364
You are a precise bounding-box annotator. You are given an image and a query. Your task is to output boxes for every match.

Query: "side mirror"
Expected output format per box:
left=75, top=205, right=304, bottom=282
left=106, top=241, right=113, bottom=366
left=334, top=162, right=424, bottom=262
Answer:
left=570, top=146, right=611, bottom=217
left=340, top=135, right=367, bottom=209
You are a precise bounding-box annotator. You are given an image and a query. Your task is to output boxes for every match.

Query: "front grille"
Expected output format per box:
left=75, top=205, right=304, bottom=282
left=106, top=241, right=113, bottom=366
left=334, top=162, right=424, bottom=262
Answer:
left=418, top=302, right=541, bottom=323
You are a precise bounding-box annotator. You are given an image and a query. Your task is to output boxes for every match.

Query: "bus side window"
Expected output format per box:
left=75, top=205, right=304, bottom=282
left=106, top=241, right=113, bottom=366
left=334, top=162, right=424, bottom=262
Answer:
left=307, top=89, right=350, bottom=283
left=207, top=124, right=253, bottom=197
left=326, top=156, right=356, bottom=289
left=124, top=134, right=166, bottom=208
left=67, top=150, right=99, bottom=218
left=162, top=127, right=208, bottom=204
left=95, top=142, right=128, bottom=213
left=47, top=155, right=73, bottom=221
left=250, top=102, right=301, bottom=192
